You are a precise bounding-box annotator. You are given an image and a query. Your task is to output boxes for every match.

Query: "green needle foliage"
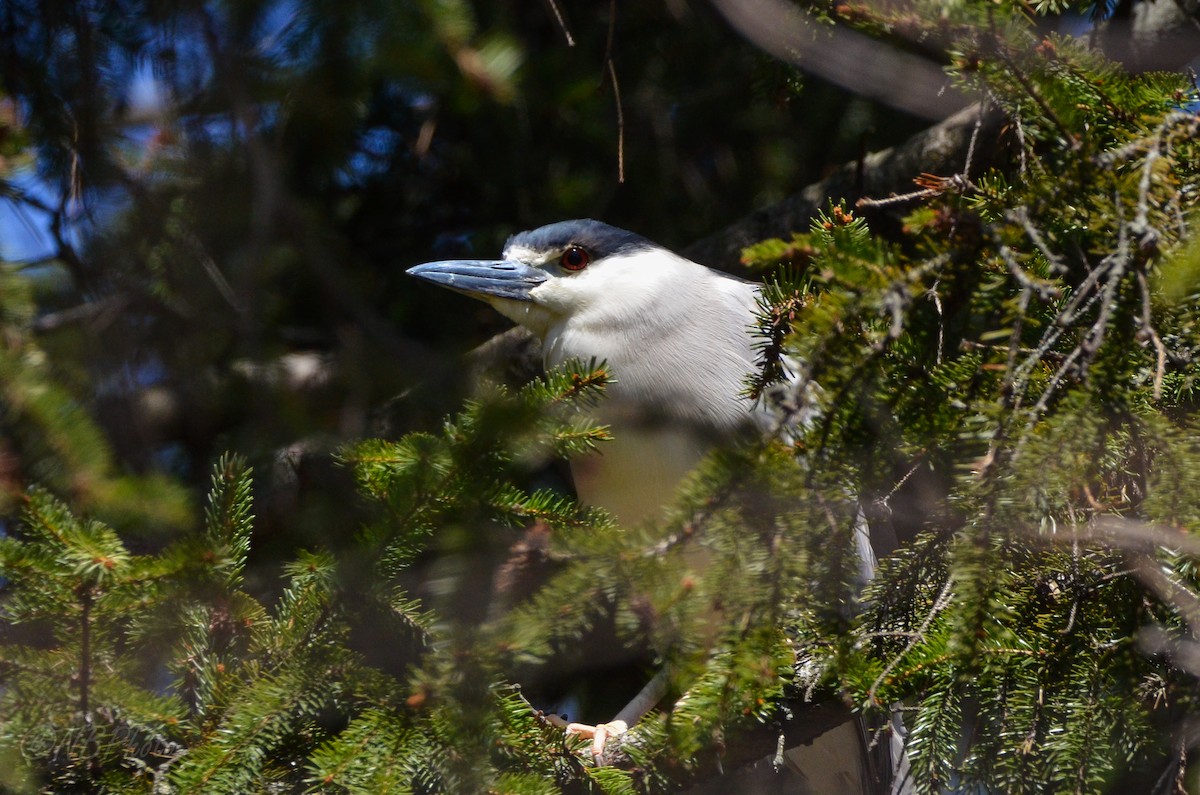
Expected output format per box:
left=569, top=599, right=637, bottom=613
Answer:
left=3, top=2, right=1200, bottom=794
left=0, top=366, right=635, bottom=795
left=736, top=18, right=1200, bottom=794
left=0, top=262, right=190, bottom=534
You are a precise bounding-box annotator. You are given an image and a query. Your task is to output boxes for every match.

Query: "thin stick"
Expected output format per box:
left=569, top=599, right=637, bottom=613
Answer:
left=604, top=0, right=617, bottom=65
left=1008, top=207, right=1067, bottom=274
left=1137, top=270, right=1167, bottom=402
left=543, top=0, right=575, bottom=46
left=602, top=1, right=624, bottom=183
left=963, top=103, right=984, bottom=179
left=868, top=579, right=954, bottom=705
left=607, top=59, right=625, bottom=183
left=997, top=48, right=1077, bottom=149
left=856, top=187, right=939, bottom=208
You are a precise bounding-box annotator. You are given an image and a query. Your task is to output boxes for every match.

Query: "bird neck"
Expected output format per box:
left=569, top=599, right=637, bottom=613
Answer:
left=540, top=278, right=761, bottom=437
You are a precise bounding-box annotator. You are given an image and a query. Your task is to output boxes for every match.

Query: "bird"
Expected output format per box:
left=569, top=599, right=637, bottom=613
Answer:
left=408, top=219, right=897, bottom=793
left=410, top=219, right=765, bottom=525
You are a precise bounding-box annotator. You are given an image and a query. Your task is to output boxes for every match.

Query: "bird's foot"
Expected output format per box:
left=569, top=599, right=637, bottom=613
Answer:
left=565, top=719, right=628, bottom=762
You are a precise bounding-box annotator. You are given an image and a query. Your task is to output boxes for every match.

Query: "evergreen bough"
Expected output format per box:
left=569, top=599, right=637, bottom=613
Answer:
left=3, top=2, right=1200, bottom=793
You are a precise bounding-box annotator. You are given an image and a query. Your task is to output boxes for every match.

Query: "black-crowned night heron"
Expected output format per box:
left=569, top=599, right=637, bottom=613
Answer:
left=409, top=219, right=899, bottom=793
left=410, top=220, right=768, bottom=525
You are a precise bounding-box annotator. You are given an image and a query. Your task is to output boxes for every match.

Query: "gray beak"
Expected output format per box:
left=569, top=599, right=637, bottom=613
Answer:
left=407, top=260, right=548, bottom=301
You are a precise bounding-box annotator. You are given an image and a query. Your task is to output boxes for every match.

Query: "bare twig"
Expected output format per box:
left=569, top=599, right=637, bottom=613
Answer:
left=867, top=579, right=954, bottom=706
left=685, top=104, right=1001, bottom=270
left=604, top=0, right=617, bottom=64
left=1014, top=113, right=1027, bottom=175
left=858, top=102, right=983, bottom=211
left=857, top=173, right=976, bottom=209
left=543, top=0, right=575, bottom=46
left=1137, top=270, right=1167, bottom=402
left=179, top=228, right=244, bottom=313
left=963, top=103, right=985, bottom=180
left=1129, top=554, right=1200, bottom=636
left=995, top=48, right=1078, bottom=150
left=1007, top=195, right=1131, bottom=458
left=1002, top=286, right=1033, bottom=402
left=1007, top=207, right=1067, bottom=275
left=1098, top=112, right=1198, bottom=168
left=606, top=59, right=625, bottom=184
left=79, top=586, right=93, bottom=717
left=930, top=283, right=944, bottom=365
left=855, top=187, right=940, bottom=208
left=996, top=244, right=1058, bottom=300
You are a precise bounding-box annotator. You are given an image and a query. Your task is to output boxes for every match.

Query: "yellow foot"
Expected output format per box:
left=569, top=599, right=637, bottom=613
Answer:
left=565, top=719, right=629, bottom=761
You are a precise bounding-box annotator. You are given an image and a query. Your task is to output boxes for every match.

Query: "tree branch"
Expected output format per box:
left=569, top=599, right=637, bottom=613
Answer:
left=471, top=104, right=1009, bottom=380
left=683, top=103, right=1005, bottom=271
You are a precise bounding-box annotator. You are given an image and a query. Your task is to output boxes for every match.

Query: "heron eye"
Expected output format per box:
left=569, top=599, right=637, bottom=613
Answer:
left=560, top=246, right=589, bottom=271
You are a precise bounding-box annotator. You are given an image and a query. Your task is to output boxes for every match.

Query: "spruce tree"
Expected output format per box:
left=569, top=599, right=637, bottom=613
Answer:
left=2, top=1, right=1200, bottom=793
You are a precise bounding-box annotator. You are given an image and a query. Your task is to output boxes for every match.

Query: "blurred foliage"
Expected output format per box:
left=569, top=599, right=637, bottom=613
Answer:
left=0, top=0, right=919, bottom=542
left=0, top=172, right=189, bottom=528
left=2, top=0, right=1200, bottom=793
left=737, top=18, right=1200, bottom=793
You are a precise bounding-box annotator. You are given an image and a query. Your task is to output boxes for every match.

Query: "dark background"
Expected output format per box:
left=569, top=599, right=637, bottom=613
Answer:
left=0, top=0, right=928, bottom=554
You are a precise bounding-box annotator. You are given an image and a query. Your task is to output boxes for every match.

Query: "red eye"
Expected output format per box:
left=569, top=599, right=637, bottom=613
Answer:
left=560, top=245, right=590, bottom=271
